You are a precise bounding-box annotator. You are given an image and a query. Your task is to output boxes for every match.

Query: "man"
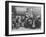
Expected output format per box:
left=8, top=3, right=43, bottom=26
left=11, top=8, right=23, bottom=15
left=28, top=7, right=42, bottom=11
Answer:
left=35, top=15, right=41, bottom=29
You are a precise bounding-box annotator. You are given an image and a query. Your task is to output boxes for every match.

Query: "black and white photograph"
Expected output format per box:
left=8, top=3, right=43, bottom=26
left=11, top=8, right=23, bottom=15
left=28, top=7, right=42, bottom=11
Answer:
left=5, top=1, right=45, bottom=36
left=12, top=6, right=41, bottom=30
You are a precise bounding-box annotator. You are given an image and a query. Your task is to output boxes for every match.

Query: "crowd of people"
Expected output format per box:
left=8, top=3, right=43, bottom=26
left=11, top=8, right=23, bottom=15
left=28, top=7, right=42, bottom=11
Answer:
left=12, top=12, right=41, bottom=29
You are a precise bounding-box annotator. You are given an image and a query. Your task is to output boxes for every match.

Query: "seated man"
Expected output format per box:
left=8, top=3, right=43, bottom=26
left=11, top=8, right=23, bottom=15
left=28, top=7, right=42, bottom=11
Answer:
left=24, top=17, right=33, bottom=28
left=35, top=15, right=41, bottom=29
